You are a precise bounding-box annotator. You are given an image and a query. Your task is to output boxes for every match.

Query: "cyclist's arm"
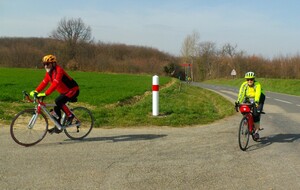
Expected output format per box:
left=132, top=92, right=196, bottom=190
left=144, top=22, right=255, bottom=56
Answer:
left=36, top=73, right=50, bottom=93
left=254, top=82, right=262, bottom=103
left=237, top=82, right=247, bottom=103
left=45, top=67, right=64, bottom=95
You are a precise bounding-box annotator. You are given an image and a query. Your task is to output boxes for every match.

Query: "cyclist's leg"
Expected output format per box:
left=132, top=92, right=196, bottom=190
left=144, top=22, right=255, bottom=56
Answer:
left=54, top=94, right=67, bottom=120
left=49, top=94, right=69, bottom=133
left=258, top=93, right=266, bottom=112
left=254, top=122, right=260, bottom=131
left=62, top=90, right=79, bottom=124
left=253, top=114, right=261, bottom=141
left=55, top=95, right=70, bottom=124
left=255, top=93, right=265, bottom=132
left=63, top=90, right=79, bottom=116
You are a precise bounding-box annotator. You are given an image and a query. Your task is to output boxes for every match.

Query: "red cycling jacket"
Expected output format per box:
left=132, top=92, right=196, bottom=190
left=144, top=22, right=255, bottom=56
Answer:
left=36, top=65, right=79, bottom=98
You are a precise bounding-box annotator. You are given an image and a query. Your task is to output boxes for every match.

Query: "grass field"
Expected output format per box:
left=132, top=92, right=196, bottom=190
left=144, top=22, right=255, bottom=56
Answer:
left=0, top=67, right=170, bottom=104
left=0, top=67, right=235, bottom=127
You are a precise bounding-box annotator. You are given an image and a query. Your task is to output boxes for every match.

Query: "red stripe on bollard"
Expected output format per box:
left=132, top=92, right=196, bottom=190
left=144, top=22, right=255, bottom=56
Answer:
left=152, top=85, right=159, bottom=91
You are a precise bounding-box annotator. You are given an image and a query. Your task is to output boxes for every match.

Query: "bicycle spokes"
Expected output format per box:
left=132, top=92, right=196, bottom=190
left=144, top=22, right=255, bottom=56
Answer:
left=238, top=117, right=250, bottom=151
left=10, top=109, right=48, bottom=147
left=241, top=121, right=248, bottom=135
left=64, top=107, right=93, bottom=140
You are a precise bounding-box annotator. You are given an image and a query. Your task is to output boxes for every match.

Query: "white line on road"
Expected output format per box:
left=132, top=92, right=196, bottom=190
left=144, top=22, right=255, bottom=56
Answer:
left=220, top=90, right=237, bottom=96
left=274, top=98, right=292, bottom=104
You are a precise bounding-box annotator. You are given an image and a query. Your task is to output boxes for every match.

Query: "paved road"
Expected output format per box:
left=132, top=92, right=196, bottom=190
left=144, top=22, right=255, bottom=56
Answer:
left=1, top=83, right=300, bottom=189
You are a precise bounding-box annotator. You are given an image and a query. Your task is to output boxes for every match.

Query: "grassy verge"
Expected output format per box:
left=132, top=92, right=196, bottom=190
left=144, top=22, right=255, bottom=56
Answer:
left=94, top=81, right=235, bottom=127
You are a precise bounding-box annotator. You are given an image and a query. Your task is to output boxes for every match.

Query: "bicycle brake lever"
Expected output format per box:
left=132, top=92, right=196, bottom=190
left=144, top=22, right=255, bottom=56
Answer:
left=22, top=92, right=25, bottom=101
left=22, top=91, right=29, bottom=101
left=234, top=102, right=239, bottom=112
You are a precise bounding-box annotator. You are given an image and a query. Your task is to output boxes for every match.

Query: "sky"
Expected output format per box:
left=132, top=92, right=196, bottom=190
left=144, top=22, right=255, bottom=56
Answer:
left=1, top=0, right=300, bottom=58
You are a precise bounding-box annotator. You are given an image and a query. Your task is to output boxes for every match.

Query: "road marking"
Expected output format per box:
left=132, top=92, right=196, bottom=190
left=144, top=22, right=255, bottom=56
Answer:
left=220, top=90, right=237, bottom=96
left=274, top=98, right=292, bottom=104
left=216, top=89, right=296, bottom=106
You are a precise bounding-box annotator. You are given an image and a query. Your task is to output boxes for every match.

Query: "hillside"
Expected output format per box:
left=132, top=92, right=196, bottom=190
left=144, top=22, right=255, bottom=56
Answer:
left=0, top=37, right=180, bottom=75
left=2, top=37, right=300, bottom=81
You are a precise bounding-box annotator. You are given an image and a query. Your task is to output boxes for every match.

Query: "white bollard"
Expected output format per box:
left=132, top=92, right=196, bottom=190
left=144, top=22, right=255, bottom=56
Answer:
left=152, top=75, right=159, bottom=116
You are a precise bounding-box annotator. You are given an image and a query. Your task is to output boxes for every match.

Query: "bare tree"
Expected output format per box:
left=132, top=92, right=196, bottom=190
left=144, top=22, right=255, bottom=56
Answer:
left=180, top=31, right=200, bottom=59
left=221, top=43, right=237, bottom=58
left=180, top=31, right=200, bottom=81
left=51, top=17, right=92, bottom=61
left=198, top=41, right=217, bottom=79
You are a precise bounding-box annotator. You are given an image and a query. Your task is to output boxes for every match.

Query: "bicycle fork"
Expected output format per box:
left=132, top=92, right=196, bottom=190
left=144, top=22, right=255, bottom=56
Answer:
left=27, top=104, right=44, bottom=129
left=245, top=114, right=254, bottom=134
left=28, top=112, right=38, bottom=129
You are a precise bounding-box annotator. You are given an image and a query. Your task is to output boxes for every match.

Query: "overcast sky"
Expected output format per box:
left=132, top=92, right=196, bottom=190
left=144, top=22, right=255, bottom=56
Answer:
left=1, top=0, right=300, bottom=58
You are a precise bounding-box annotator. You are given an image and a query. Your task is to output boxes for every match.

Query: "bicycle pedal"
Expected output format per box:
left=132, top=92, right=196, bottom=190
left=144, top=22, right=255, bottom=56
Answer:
left=48, top=127, right=62, bottom=134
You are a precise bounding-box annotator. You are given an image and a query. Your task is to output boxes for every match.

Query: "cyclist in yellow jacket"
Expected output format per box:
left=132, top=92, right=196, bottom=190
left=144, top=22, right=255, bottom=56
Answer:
left=237, top=71, right=265, bottom=140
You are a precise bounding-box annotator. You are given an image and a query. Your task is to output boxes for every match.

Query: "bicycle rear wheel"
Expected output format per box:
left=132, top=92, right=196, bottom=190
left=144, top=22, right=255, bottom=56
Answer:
left=238, top=117, right=250, bottom=151
left=10, top=108, right=48, bottom=147
left=64, top=107, right=94, bottom=140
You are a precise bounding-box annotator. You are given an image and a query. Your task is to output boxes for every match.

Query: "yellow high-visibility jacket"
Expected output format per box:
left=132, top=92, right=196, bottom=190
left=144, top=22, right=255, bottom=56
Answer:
left=237, top=81, right=264, bottom=103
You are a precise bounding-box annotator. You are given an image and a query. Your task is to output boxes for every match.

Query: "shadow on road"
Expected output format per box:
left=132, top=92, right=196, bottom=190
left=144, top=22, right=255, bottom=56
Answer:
left=248, top=133, right=300, bottom=151
left=260, top=133, right=300, bottom=144
left=65, top=134, right=167, bottom=143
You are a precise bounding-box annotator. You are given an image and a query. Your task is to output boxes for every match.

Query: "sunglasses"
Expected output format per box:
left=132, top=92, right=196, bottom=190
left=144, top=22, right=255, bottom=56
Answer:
left=246, top=79, right=254, bottom=81
left=43, top=62, right=52, bottom=66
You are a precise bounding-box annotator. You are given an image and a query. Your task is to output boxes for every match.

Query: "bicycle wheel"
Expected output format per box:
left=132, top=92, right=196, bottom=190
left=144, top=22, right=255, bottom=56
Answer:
left=10, top=108, right=48, bottom=147
left=238, top=117, right=250, bottom=151
left=64, top=107, right=94, bottom=140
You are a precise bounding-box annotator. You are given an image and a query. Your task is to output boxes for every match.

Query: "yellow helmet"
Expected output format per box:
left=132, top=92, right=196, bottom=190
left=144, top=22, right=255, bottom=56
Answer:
left=42, top=55, right=57, bottom=63
left=245, top=71, right=255, bottom=79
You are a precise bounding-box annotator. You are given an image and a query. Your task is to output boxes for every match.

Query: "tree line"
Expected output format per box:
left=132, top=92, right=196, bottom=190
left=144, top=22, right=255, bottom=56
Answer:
left=189, top=45, right=300, bottom=80
left=1, top=17, right=299, bottom=80
left=1, top=36, right=299, bottom=80
left=181, top=31, right=300, bottom=80
left=0, top=17, right=178, bottom=76
left=0, top=37, right=178, bottom=75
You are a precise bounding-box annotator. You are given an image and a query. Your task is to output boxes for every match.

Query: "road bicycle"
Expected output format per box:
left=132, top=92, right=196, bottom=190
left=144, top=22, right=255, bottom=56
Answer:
left=10, top=91, right=94, bottom=147
left=235, top=101, right=264, bottom=151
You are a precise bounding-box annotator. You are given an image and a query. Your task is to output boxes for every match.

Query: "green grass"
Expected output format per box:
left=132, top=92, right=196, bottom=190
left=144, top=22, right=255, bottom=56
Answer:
left=203, top=78, right=300, bottom=96
left=0, top=68, right=170, bottom=105
left=95, top=82, right=234, bottom=127
left=0, top=67, right=235, bottom=127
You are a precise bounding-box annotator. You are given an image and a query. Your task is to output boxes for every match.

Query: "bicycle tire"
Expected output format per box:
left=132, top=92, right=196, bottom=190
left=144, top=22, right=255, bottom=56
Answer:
left=64, top=107, right=94, bottom=140
left=238, top=116, right=250, bottom=151
left=10, top=108, right=48, bottom=147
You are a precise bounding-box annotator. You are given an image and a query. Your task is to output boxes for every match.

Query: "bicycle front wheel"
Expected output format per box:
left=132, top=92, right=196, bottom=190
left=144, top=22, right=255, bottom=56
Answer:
left=10, top=108, right=48, bottom=147
left=64, top=107, right=94, bottom=140
left=238, top=117, right=250, bottom=151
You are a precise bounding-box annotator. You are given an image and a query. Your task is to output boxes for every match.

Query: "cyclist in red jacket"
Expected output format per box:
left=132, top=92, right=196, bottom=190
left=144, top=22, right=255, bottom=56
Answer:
left=30, top=55, right=79, bottom=134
